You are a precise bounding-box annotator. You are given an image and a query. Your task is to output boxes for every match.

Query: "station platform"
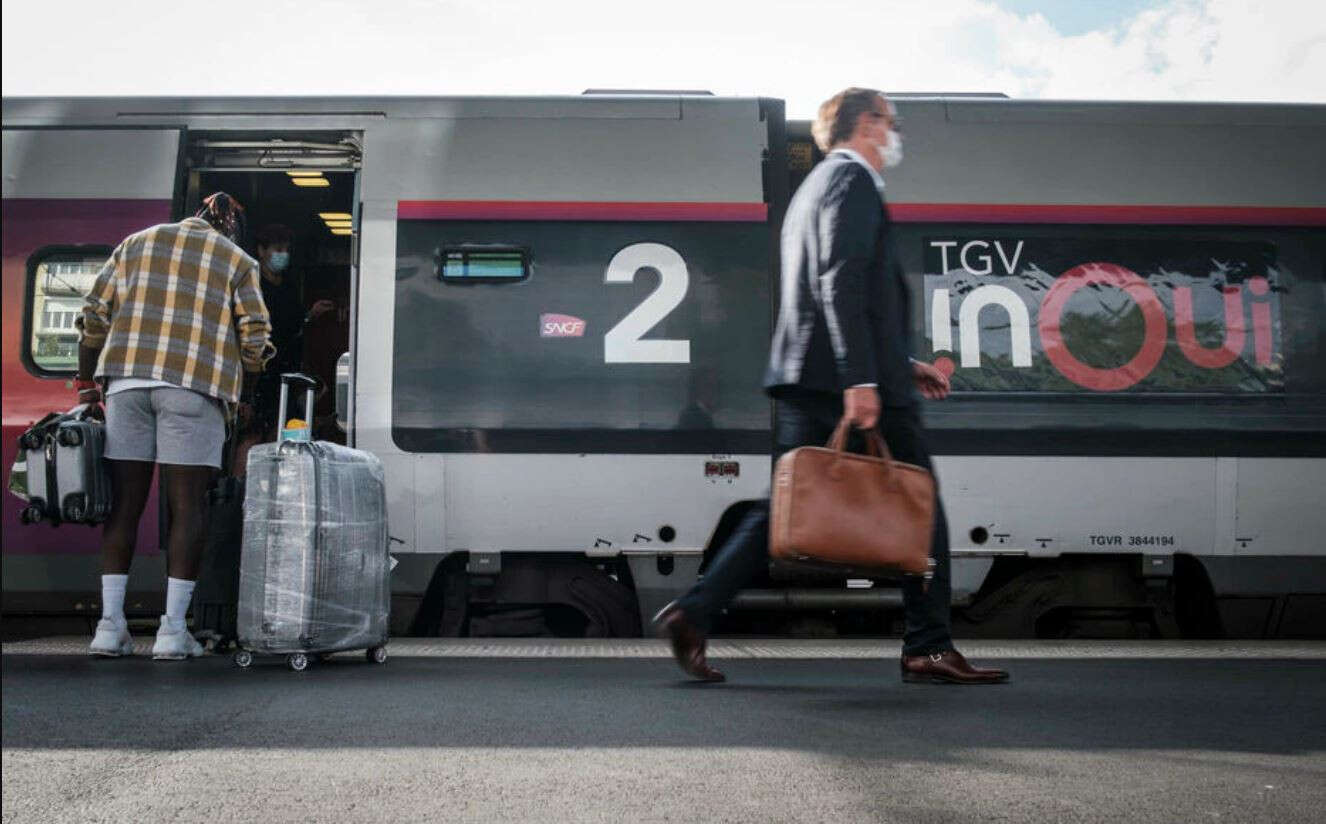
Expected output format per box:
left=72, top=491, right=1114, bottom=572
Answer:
left=6, top=636, right=1326, bottom=659
left=5, top=638, right=1325, bottom=823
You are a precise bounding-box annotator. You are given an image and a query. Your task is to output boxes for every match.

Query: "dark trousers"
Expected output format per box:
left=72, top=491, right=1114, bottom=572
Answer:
left=674, top=391, right=953, bottom=656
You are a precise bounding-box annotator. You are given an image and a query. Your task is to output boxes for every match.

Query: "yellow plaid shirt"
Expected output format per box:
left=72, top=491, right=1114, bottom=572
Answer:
left=77, top=217, right=274, bottom=404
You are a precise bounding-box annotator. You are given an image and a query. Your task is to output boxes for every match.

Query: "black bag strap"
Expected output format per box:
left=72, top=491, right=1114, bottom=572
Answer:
left=43, top=436, right=61, bottom=525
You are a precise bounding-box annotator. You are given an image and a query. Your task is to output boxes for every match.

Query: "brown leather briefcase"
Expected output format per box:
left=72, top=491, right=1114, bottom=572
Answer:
left=769, top=417, right=936, bottom=576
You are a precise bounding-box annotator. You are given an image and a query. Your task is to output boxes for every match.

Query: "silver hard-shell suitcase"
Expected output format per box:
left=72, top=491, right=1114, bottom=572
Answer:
left=233, top=374, right=389, bottom=671
left=17, top=405, right=112, bottom=526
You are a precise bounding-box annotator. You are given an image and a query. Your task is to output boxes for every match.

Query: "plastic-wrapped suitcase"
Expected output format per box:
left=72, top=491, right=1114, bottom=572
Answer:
left=15, top=405, right=112, bottom=526
left=234, top=374, right=390, bottom=671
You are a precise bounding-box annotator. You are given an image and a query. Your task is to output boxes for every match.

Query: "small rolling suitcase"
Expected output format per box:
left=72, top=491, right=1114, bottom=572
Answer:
left=234, top=373, right=390, bottom=671
left=14, top=404, right=112, bottom=526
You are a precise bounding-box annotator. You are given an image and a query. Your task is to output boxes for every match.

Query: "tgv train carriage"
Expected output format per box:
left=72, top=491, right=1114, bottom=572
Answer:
left=3, top=93, right=1324, bottom=639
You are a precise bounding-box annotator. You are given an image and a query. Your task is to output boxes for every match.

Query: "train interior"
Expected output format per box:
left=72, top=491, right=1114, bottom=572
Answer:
left=184, top=132, right=359, bottom=441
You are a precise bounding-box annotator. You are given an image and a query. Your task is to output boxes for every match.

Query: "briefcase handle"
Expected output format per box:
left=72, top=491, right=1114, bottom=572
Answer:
left=826, top=416, right=893, bottom=461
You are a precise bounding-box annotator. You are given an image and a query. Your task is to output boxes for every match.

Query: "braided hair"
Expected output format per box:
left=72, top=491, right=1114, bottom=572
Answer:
left=195, top=192, right=247, bottom=243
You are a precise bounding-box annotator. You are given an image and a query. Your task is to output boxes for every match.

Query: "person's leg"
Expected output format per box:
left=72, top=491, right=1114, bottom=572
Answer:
left=99, top=459, right=156, bottom=576
left=150, top=388, right=224, bottom=660
left=91, top=390, right=158, bottom=657
left=89, top=459, right=155, bottom=657
left=901, top=497, right=953, bottom=656
left=657, top=392, right=841, bottom=680
left=885, top=409, right=1008, bottom=683
left=877, top=408, right=954, bottom=656
left=673, top=502, right=770, bottom=633
left=99, top=388, right=159, bottom=575
left=162, top=464, right=213, bottom=582
left=673, top=393, right=839, bottom=630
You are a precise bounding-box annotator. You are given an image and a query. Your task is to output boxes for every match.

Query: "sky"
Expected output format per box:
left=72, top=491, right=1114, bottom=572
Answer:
left=2, top=0, right=1323, bottom=116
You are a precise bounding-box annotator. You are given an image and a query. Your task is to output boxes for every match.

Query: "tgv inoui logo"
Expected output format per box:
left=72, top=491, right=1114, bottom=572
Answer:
left=540, top=313, right=587, bottom=338
left=924, top=236, right=1281, bottom=392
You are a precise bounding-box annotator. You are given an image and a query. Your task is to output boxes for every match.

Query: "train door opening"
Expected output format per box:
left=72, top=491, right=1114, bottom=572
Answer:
left=183, top=132, right=361, bottom=442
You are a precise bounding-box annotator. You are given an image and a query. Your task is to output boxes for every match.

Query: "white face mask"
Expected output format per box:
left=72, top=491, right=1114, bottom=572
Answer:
left=878, top=129, right=904, bottom=168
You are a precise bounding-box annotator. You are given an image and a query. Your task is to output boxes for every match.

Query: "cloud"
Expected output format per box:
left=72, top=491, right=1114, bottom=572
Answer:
left=1, top=0, right=1322, bottom=113
left=978, top=0, right=1326, bottom=102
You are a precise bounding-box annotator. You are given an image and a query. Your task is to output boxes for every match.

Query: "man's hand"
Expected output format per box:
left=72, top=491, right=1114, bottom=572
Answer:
left=843, top=385, right=880, bottom=429
left=912, top=360, right=951, bottom=400
left=75, top=378, right=102, bottom=406
left=307, top=299, right=336, bottom=322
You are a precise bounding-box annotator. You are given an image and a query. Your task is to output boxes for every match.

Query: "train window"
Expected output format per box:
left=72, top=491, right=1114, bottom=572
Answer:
left=23, top=247, right=112, bottom=376
left=437, top=245, right=530, bottom=283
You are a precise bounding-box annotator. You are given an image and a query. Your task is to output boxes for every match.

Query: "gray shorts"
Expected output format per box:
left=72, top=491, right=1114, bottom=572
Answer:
left=104, top=388, right=226, bottom=468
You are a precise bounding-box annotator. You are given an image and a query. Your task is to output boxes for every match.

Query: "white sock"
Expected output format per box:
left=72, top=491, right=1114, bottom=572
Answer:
left=101, top=574, right=128, bottom=623
left=164, top=577, right=196, bottom=629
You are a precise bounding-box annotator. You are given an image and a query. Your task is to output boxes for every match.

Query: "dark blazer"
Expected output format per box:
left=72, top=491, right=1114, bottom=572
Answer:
left=763, top=152, right=916, bottom=407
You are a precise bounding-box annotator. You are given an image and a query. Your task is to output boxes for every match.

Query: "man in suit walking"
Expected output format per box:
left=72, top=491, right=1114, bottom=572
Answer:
left=655, top=87, right=1008, bottom=685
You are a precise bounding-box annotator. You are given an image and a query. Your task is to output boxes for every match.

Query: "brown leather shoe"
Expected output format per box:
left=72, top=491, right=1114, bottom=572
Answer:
left=652, top=602, right=725, bottom=683
left=901, top=649, right=1009, bottom=685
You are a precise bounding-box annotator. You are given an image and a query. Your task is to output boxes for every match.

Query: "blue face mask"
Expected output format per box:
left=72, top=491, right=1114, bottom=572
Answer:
left=268, top=251, right=290, bottom=272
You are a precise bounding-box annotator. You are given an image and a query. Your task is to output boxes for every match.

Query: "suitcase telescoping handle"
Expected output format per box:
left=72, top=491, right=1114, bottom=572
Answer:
left=276, top=373, right=323, bottom=437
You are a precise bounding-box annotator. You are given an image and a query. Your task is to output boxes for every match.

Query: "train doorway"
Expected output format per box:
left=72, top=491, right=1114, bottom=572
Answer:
left=183, top=132, right=361, bottom=443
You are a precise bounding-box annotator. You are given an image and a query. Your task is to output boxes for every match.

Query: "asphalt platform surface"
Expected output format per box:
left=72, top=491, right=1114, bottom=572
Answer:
left=4, top=638, right=1325, bottom=823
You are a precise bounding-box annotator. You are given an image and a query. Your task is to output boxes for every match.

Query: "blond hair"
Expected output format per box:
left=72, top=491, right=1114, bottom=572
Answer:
left=811, top=87, right=886, bottom=152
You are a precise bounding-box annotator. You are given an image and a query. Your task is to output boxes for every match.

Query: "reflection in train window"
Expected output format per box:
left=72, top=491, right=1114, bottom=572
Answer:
left=25, top=248, right=111, bottom=375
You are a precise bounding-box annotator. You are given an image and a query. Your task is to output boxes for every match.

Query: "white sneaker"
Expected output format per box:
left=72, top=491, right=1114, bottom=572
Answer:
left=151, top=617, right=204, bottom=660
left=89, top=617, right=134, bottom=657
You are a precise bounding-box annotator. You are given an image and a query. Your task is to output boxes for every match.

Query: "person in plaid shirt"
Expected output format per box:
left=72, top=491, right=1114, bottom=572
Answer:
left=76, top=192, right=273, bottom=661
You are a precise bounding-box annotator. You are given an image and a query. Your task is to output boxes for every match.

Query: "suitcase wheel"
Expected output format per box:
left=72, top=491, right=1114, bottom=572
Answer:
left=19, top=506, right=43, bottom=525
left=233, top=650, right=254, bottom=668
left=57, top=428, right=82, bottom=447
left=20, top=432, right=42, bottom=450
left=286, top=653, right=309, bottom=672
left=367, top=646, right=387, bottom=664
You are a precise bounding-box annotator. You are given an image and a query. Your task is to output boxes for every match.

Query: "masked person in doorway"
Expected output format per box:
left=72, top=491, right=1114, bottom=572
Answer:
left=77, top=192, right=272, bottom=660
left=233, top=224, right=335, bottom=471
left=654, top=88, right=1009, bottom=685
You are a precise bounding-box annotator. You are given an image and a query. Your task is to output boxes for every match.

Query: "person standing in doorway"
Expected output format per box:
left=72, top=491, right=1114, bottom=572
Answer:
left=233, top=224, right=335, bottom=470
left=78, top=192, right=272, bottom=660
left=654, top=88, right=1009, bottom=685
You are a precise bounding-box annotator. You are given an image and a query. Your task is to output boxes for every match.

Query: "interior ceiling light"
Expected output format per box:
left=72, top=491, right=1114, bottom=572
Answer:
left=291, top=177, right=331, bottom=188
left=330, top=227, right=354, bottom=235
left=285, top=170, right=324, bottom=177
left=318, top=212, right=352, bottom=220
left=323, top=220, right=353, bottom=228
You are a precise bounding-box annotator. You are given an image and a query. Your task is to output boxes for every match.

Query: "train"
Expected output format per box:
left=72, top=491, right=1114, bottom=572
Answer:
left=4, top=92, right=1324, bottom=639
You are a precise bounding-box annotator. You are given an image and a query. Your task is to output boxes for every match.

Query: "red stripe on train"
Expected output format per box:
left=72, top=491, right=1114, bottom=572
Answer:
left=887, top=204, right=1326, bottom=226
left=400, top=201, right=1325, bottom=226
left=398, top=201, right=769, bottom=222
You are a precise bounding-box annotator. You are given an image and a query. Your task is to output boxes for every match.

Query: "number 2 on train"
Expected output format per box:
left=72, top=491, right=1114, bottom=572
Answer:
left=603, top=242, right=691, bottom=364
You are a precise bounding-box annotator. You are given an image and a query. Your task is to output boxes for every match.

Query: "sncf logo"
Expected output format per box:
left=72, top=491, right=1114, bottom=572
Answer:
left=540, top=313, right=586, bottom=338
